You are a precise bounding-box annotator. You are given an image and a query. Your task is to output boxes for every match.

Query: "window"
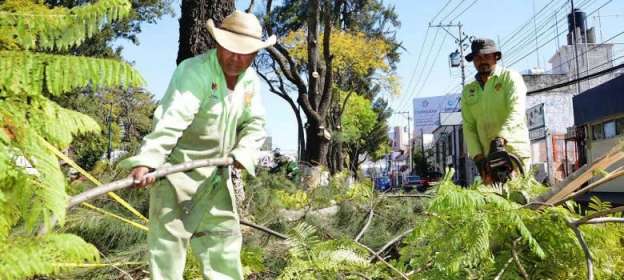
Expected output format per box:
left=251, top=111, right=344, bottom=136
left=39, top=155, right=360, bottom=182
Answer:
left=604, top=121, right=616, bottom=139
left=617, top=117, right=624, bottom=136
left=592, top=123, right=604, bottom=140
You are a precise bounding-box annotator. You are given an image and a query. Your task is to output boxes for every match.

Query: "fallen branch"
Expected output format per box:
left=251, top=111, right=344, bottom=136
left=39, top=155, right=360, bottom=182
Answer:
left=240, top=220, right=288, bottom=240
left=579, top=217, right=624, bottom=225
left=512, top=238, right=529, bottom=280
left=370, top=228, right=416, bottom=261
left=494, top=257, right=514, bottom=280
left=573, top=206, right=624, bottom=225
left=355, top=241, right=409, bottom=280
left=354, top=207, right=374, bottom=242
left=568, top=220, right=594, bottom=280
left=68, top=158, right=234, bottom=208
left=383, top=194, right=434, bottom=198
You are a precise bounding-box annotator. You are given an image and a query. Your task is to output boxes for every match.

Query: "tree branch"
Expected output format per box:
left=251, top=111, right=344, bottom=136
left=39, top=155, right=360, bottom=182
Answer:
left=371, top=227, right=415, bottom=260
left=318, top=0, right=334, bottom=120
left=574, top=206, right=624, bottom=225
left=307, top=0, right=321, bottom=113
left=354, top=241, right=409, bottom=280
left=384, top=194, right=434, bottom=198
left=494, top=257, right=514, bottom=280
left=512, top=238, right=529, bottom=280
left=245, top=0, right=255, bottom=13
left=579, top=217, right=624, bottom=225
left=568, top=220, right=594, bottom=280
left=354, top=207, right=374, bottom=242
left=240, top=220, right=288, bottom=240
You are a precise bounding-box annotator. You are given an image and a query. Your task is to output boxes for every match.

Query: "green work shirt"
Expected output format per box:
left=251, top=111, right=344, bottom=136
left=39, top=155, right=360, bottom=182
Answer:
left=120, top=49, right=266, bottom=202
left=461, top=66, right=530, bottom=159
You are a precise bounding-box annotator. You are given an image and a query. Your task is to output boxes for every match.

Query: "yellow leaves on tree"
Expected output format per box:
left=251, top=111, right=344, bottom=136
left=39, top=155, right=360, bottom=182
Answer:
left=282, top=30, right=391, bottom=76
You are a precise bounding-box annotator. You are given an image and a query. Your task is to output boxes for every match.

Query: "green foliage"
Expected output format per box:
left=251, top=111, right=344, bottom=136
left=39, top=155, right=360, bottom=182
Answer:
left=52, top=88, right=157, bottom=170
left=0, top=0, right=132, bottom=51
left=0, top=233, right=99, bottom=279
left=340, top=92, right=377, bottom=143
left=398, top=173, right=624, bottom=279
left=278, top=223, right=386, bottom=279
left=0, top=51, right=144, bottom=97
left=0, top=0, right=144, bottom=277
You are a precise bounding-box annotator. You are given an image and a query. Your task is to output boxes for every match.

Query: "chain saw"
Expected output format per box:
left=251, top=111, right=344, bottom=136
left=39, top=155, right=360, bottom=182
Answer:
left=478, top=138, right=525, bottom=185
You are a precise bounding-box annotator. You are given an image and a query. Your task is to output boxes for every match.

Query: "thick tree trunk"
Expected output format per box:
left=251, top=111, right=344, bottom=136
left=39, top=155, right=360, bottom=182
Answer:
left=304, top=124, right=329, bottom=166
left=177, top=0, right=235, bottom=64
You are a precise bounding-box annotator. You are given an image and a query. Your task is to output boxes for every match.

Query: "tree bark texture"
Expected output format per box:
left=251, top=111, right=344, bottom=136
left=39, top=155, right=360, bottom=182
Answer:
left=177, top=0, right=235, bottom=64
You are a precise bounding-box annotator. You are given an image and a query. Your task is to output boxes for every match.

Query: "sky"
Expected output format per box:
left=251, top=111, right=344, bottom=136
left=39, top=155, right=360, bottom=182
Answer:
left=116, top=0, right=624, bottom=153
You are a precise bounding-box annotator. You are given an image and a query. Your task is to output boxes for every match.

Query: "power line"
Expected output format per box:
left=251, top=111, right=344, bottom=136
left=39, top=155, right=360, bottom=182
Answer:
left=500, top=0, right=564, bottom=48
left=504, top=0, right=609, bottom=67
left=449, top=0, right=479, bottom=22
left=400, top=27, right=431, bottom=109
left=396, top=32, right=449, bottom=113
left=527, top=62, right=624, bottom=94
left=501, top=0, right=598, bottom=64
left=431, top=0, right=454, bottom=24
left=391, top=28, right=441, bottom=112
left=437, top=0, right=466, bottom=23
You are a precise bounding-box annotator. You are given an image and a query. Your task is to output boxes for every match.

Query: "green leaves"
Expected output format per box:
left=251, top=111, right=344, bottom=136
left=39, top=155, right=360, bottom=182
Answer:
left=0, top=0, right=144, bottom=278
left=0, top=51, right=144, bottom=97
left=0, top=233, right=99, bottom=279
left=0, top=0, right=132, bottom=51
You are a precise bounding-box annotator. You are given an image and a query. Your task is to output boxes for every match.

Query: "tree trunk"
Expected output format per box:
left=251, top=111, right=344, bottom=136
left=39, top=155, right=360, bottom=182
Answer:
left=177, top=0, right=235, bottom=64
left=304, top=125, right=330, bottom=166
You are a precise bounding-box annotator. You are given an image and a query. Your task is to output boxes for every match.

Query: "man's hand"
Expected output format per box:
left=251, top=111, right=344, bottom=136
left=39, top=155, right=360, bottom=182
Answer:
left=129, top=166, right=155, bottom=188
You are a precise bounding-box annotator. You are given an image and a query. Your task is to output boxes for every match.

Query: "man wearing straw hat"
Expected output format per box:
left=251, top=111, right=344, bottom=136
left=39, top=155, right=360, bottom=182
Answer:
left=461, top=38, right=531, bottom=184
left=120, top=11, right=276, bottom=280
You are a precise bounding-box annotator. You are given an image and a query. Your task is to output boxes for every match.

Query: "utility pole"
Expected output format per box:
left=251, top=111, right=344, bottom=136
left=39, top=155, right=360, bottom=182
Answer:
left=429, top=22, right=469, bottom=87
left=394, top=111, right=412, bottom=173
left=570, top=0, right=582, bottom=94
left=429, top=22, right=470, bottom=182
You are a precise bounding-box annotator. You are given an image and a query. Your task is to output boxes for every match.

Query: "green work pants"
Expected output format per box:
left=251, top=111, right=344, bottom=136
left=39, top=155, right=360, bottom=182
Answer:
left=147, top=172, right=242, bottom=280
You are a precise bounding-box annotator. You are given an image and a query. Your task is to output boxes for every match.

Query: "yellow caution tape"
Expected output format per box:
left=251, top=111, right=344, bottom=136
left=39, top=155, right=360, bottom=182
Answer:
left=81, top=202, right=148, bottom=231
left=54, top=261, right=146, bottom=268
left=40, top=137, right=148, bottom=223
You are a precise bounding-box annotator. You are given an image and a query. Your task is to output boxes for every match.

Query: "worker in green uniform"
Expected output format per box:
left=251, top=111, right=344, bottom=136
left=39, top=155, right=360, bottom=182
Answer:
left=119, top=11, right=276, bottom=280
left=461, top=38, right=531, bottom=184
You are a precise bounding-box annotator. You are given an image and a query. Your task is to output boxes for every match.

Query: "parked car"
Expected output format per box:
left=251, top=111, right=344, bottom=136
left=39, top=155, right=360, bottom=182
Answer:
left=374, top=176, right=392, bottom=192
left=402, top=175, right=429, bottom=192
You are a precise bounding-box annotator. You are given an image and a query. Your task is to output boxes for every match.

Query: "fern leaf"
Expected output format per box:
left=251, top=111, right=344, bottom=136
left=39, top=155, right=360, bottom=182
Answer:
left=0, top=0, right=132, bottom=51
left=0, top=233, right=99, bottom=279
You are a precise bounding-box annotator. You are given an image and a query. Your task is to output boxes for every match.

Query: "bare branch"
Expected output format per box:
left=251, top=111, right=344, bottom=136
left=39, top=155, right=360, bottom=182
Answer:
left=568, top=221, right=594, bottom=280
left=354, top=207, right=374, bottom=242
left=68, top=158, right=233, bottom=208
left=245, top=0, right=255, bottom=13
left=306, top=0, right=321, bottom=112
left=354, top=241, right=409, bottom=280
left=580, top=217, right=624, bottom=225
left=384, top=194, right=434, bottom=199
left=318, top=0, right=334, bottom=120
left=241, top=220, right=288, bottom=240
left=512, top=238, right=529, bottom=280
left=494, top=257, right=514, bottom=280
left=371, top=228, right=416, bottom=260
left=574, top=206, right=624, bottom=225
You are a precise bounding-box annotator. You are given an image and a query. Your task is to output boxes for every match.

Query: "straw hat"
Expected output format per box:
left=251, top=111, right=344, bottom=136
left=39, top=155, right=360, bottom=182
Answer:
left=207, top=10, right=277, bottom=54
